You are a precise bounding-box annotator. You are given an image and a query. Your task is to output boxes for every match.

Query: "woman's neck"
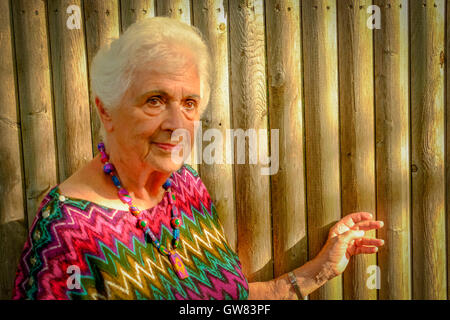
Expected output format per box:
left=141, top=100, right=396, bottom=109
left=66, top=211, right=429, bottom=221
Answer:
left=81, top=155, right=170, bottom=210
left=92, top=153, right=170, bottom=210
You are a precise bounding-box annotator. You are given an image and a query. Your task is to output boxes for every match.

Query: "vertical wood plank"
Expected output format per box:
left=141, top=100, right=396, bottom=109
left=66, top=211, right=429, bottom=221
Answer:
left=374, top=0, right=411, bottom=300
left=0, top=0, right=27, bottom=300
left=411, top=0, right=446, bottom=299
left=302, top=0, right=342, bottom=300
left=156, top=0, right=191, bottom=24
left=120, top=0, right=155, bottom=32
left=47, top=0, right=93, bottom=181
left=84, top=0, right=121, bottom=155
left=192, top=0, right=238, bottom=250
left=265, top=0, right=308, bottom=277
left=337, top=0, right=377, bottom=300
left=446, top=0, right=450, bottom=300
left=228, top=0, right=272, bottom=282
left=11, top=0, right=58, bottom=227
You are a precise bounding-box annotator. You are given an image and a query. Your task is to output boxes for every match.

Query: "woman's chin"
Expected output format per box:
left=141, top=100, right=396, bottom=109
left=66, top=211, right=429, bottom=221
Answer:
left=148, top=156, right=185, bottom=174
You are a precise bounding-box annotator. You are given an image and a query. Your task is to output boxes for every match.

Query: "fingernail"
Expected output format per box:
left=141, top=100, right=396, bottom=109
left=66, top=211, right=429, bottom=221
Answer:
left=379, top=221, right=384, bottom=227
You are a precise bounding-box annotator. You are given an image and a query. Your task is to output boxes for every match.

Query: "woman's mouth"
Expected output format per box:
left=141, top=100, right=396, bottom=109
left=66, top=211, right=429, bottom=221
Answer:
left=152, top=142, right=182, bottom=152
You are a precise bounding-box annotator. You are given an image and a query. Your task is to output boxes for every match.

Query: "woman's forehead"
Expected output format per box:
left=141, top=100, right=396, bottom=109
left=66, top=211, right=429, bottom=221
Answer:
left=132, top=65, right=200, bottom=97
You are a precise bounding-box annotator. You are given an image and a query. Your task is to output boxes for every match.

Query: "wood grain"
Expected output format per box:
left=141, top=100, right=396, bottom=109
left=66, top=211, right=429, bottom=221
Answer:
left=410, top=0, right=446, bottom=299
left=374, top=0, right=411, bottom=300
left=228, top=0, right=272, bottom=282
left=48, top=0, right=92, bottom=181
left=120, top=0, right=155, bottom=32
left=0, top=0, right=27, bottom=300
left=11, top=0, right=58, bottom=228
left=337, top=0, right=377, bottom=300
left=302, top=0, right=342, bottom=300
left=156, top=0, right=191, bottom=24
left=265, top=0, right=308, bottom=277
left=446, top=0, right=450, bottom=300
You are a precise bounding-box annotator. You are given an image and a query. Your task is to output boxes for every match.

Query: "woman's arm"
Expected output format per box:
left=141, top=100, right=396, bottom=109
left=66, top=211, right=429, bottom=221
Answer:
left=247, top=212, right=385, bottom=300
left=247, top=257, right=334, bottom=300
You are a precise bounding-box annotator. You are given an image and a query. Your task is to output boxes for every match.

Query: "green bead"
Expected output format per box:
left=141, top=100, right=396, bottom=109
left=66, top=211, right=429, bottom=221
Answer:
left=139, top=220, right=147, bottom=228
left=172, top=194, right=176, bottom=201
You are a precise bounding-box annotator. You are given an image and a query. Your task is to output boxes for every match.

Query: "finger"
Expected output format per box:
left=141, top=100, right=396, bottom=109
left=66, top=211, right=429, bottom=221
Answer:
left=340, top=212, right=374, bottom=229
left=355, top=237, right=385, bottom=247
left=329, top=212, right=376, bottom=239
left=339, top=229, right=365, bottom=244
left=329, top=212, right=373, bottom=236
left=354, top=246, right=379, bottom=255
left=352, top=220, right=384, bottom=231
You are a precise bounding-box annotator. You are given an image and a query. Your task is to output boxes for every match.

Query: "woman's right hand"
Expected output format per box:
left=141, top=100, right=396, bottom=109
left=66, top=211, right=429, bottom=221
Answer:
left=312, top=212, right=385, bottom=280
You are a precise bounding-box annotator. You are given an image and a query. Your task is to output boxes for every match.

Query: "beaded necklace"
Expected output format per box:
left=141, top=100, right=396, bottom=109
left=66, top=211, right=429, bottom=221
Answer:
left=97, top=142, right=189, bottom=280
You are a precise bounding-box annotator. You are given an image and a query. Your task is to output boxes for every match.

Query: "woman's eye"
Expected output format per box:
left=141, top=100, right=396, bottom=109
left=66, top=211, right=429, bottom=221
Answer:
left=146, top=97, right=162, bottom=106
left=184, top=100, right=197, bottom=110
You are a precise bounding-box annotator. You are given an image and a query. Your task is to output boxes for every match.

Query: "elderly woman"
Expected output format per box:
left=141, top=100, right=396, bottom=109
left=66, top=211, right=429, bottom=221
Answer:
left=12, top=17, right=384, bottom=300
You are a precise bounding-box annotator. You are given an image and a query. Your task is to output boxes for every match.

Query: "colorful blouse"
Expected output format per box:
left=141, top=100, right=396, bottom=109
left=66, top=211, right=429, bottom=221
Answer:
left=12, top=164, right=249, bottom=300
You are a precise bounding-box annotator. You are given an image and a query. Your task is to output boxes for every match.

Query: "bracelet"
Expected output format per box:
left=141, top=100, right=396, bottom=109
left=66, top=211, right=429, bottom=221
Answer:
left=287, top=271, right=306, bottom=300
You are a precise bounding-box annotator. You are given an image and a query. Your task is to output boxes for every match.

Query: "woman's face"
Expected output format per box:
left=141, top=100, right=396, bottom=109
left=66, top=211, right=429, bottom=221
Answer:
left=104, top=55, right=201, bottom=174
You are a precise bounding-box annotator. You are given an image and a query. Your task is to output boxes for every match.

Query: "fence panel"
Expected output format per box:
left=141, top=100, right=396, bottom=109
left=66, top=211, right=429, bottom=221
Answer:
left=0, top=0, right=448, bottom=300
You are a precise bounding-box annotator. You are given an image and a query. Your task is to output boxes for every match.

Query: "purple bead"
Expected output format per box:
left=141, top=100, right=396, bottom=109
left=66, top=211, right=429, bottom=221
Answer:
left=97, top=142, right=105, bottom=151
left=118, top=188, right=132, bottom=204
left=171, top=206, right=178, bottom=217
left=100, top=153, right=109, bottom=164
left=103, top=163, right=115, bottom=174
left=119, top=195, right=132, bottom=205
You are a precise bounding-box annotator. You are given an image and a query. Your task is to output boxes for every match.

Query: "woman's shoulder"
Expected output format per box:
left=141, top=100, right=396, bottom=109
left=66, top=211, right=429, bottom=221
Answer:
left=12, top=184, right=79, bottom=299
left=172, top=164, right=213, bottom=210
left=172, top=164, right=210, bottom=198
left=171, top=164, right=227, bottom=231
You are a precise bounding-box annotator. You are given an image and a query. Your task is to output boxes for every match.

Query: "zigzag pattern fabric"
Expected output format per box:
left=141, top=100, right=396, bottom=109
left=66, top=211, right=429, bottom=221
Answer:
left=12, top=164, right=249, bottom=300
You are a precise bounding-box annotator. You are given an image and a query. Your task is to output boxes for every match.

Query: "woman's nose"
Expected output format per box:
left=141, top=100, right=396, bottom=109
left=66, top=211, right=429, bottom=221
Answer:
left=160, top=102, right=185, bottom=132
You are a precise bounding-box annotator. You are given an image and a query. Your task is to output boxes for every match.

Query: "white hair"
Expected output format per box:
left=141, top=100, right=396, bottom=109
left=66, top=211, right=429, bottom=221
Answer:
left=90, top=16, right=212, bottom=140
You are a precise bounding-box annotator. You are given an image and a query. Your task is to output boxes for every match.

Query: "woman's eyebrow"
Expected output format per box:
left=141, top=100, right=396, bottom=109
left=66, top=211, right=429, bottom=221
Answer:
left=140, top=90, right=169, bottom=99
left=139, top=90, right=200, bottom=100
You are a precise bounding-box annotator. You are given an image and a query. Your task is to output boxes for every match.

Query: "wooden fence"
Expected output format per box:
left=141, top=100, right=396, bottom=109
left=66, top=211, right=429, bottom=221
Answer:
left=0, top=0, right=448, bottom=300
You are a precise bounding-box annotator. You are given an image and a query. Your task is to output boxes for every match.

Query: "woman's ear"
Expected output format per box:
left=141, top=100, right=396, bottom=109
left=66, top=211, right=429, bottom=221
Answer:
left=95, top=97, right=114, bottom=132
